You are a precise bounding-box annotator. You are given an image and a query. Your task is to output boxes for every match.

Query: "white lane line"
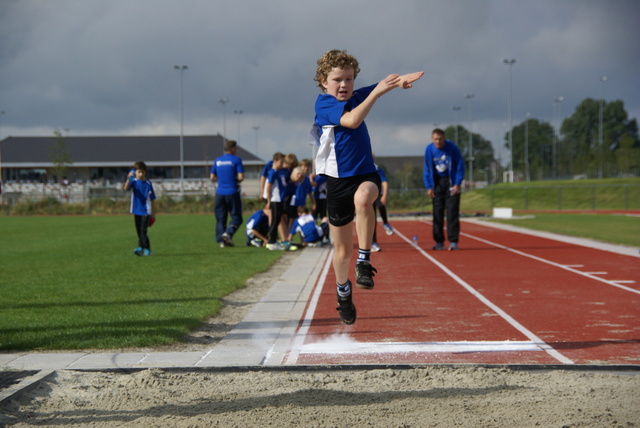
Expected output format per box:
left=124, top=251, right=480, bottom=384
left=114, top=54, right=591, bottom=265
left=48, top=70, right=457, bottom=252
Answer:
left=300, top=340, right=542, bottom=355
left=395, top=229, right=574, bottom=365
left=282, top=246, right=335, bottom=366
left=460, top=231, right=640, bottom=295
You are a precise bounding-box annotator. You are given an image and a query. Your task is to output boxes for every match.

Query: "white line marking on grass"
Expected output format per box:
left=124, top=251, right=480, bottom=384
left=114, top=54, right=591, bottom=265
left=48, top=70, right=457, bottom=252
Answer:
left=396, top=228, right=574, bottom=365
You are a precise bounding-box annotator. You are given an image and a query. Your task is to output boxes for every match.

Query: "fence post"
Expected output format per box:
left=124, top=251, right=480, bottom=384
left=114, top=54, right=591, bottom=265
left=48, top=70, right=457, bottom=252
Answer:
left=524, top=186, right=528, bottom=210
left=592, top=185, right=596, bottom=210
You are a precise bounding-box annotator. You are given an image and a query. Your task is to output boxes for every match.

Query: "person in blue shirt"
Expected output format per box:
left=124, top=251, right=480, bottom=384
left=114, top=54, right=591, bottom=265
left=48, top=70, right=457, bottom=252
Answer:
left=264, top=152, right=289, bottom=250
left=245, top=207, right=270, bottom=247
left=210, top=140, right=245, bottom=248
left=287, top=160, right=316, bottom=228
left=312, top=49, right=423, bottom=325
left=423, top=128, right=465, bottom=251
left=124, top=161, right=156, bottom=256
left=286, top=206, right=329, bottom=246
left=259, top=159, right=273, bottom=202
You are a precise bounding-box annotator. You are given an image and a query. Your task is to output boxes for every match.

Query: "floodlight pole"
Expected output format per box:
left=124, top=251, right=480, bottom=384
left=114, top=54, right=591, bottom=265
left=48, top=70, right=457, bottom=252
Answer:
left=464, top=93, right=474, bottom=186
left=174, top=65, right=188, bottom=196
left=451, top=106, right=461, bottom=145
left=252, top=125, right=260, bottom=158
left=503, top=59, right=516, bottom=182
left=0, top=110, right=5, bottom=203
left=218, top=98, right=229, bottom=155
left=599, top=76, right=607, bottom=179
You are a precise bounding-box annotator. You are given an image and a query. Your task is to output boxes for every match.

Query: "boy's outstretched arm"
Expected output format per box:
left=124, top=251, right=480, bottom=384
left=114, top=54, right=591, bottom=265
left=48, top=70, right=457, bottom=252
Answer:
left=340, top=71, right=424, bottom=129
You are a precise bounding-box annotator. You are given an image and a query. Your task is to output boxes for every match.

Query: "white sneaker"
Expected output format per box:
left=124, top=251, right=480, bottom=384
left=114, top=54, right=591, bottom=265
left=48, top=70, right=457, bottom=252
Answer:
left=371, top=242, right=381, bottom=252
left=383, top=223, right=394, bottom=235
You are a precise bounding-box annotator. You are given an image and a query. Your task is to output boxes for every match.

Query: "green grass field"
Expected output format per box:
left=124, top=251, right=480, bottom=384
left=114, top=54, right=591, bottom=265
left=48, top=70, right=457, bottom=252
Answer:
left=0, top=215, right=281, bottom=351
left=0, top=212, right=637, bottom=352
left=482, top=213, right=640, bottom=247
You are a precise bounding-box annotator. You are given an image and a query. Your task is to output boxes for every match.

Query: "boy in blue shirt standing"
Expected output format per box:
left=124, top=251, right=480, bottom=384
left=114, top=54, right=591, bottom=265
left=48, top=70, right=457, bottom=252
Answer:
left=312, top=49, right=423, bottom=324
left=124, top=161, right=156, bottom=256
left=423, top=128, right=465, bottom=251
left=210, top=140, right=245, bottom=247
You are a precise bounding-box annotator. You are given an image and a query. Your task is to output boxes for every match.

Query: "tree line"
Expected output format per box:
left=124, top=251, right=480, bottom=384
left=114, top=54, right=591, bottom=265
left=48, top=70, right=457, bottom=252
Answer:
left=385, top=98, right=638, bottom=189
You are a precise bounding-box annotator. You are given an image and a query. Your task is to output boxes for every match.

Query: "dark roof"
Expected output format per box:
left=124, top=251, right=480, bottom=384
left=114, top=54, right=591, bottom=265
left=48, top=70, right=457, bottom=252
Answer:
left=0, top=135, right=263, bottom=167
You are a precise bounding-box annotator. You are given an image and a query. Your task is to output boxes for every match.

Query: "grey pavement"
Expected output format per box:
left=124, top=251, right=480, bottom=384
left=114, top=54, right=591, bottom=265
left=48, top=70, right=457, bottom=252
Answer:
left=0, top=245, right=331, bottom=371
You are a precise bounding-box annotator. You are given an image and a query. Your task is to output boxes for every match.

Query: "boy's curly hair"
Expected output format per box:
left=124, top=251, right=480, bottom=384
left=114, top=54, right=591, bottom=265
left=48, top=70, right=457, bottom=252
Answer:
left=314, top=49, right=360, bottom=90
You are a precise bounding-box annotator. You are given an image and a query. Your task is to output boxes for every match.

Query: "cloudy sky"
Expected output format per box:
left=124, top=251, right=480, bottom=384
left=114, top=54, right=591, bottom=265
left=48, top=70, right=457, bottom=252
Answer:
left=1, top=0, right=638, bottom=164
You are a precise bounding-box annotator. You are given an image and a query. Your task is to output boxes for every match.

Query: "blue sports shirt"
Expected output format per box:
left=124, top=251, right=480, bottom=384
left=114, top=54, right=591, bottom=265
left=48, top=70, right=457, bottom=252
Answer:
left=423, top=140, right=465, bottom=190
left=289, top=213, right=323, bottom=243
left=210, top=153, right=244, bottom=195
left=128, top=179, right=156, bottom=216
left=314, top=84, right=378, bottom=178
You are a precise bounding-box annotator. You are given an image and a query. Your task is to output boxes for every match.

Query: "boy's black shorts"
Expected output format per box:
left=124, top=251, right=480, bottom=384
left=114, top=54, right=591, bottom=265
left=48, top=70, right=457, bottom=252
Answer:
left=325, top=172, right=381, bottom=227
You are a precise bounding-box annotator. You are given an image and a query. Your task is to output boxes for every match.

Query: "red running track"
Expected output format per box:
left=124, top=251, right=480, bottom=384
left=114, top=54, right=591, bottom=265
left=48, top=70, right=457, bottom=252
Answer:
left=281, top=219, right=640, bottom=366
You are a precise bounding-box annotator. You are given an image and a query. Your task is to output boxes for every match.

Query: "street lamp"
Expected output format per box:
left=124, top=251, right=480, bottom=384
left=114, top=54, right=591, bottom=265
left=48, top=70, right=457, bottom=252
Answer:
left=599, top=76, right=607, bottom=179
left=451, top=106, right=461, bottom=144
left=0, top=110, right=5, bottom=200
left=252, top=125, right=260, bottom=158
left=552, top=96, right=564, bottom=179
left=218, top=98, right=229, bottom=154
left=524, top=112, right=531, bottom=182
left=174, top=65, right=188, bottom=195
left=464, top=93, right=474, bottom=186
left=503, top=58, right=516, bottom=182
left=234, top=110, right=243, bottom=143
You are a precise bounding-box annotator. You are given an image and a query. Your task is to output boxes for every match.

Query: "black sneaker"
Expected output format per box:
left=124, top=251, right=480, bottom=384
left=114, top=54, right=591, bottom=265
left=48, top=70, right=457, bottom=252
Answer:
left=221, top=233, right=234, bottom=247
left=336, top=290, right=357, bottom=325
left=355, top=262, right=377, bottom=290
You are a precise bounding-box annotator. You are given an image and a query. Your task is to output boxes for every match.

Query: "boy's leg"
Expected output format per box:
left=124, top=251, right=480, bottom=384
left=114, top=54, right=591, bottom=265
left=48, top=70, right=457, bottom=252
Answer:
left=133, top=215, right=143, bottom=255
left=330, top=224, right=353, bottom=284
left=354, top=181, right=379, bottom=289
left=139, top=215, right=150, bottom=250
left=354, top=181, right=379, bottom=250
left=268, top=202, right=282, bottom=244
left=331, top=223, right=357, bottom=325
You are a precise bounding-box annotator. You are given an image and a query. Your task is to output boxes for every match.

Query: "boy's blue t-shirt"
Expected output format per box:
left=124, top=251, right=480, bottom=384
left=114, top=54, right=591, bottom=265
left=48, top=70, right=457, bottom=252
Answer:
left=210, top=153, right=244, bottom=195
left=289, top=213, right=322, bottom=243
left=291, top=175, right=312, bottom=207
left=267, top=168, right=289, bottom=202
left=312, top=174, right=328, bottom=200
left=246, top=209, right=268, bottom=234
left=261, top=160, right=273, bottom=178
left=314, top=84, right=377, bottom=178
left=128, top=179, right=156, bottom=216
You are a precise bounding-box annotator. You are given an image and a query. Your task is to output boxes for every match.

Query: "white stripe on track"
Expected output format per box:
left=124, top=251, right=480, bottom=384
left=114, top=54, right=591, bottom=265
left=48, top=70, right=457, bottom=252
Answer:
left=460, top=231, right=640, bottom=295
left=282, top=246, right=335, bottom=365
left=395, top=229, right=574, bottom=365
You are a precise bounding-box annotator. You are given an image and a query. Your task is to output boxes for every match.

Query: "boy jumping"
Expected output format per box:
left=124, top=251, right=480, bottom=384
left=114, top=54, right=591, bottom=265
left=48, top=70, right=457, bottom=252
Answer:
left=312, top=49, right=423, bottom=325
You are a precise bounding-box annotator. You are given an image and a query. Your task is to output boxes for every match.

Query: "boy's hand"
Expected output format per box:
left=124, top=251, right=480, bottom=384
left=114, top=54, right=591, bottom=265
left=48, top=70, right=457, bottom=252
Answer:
left=373, top=74, right=402, bottom=97
left=400, top=71, right=425, bottom=89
